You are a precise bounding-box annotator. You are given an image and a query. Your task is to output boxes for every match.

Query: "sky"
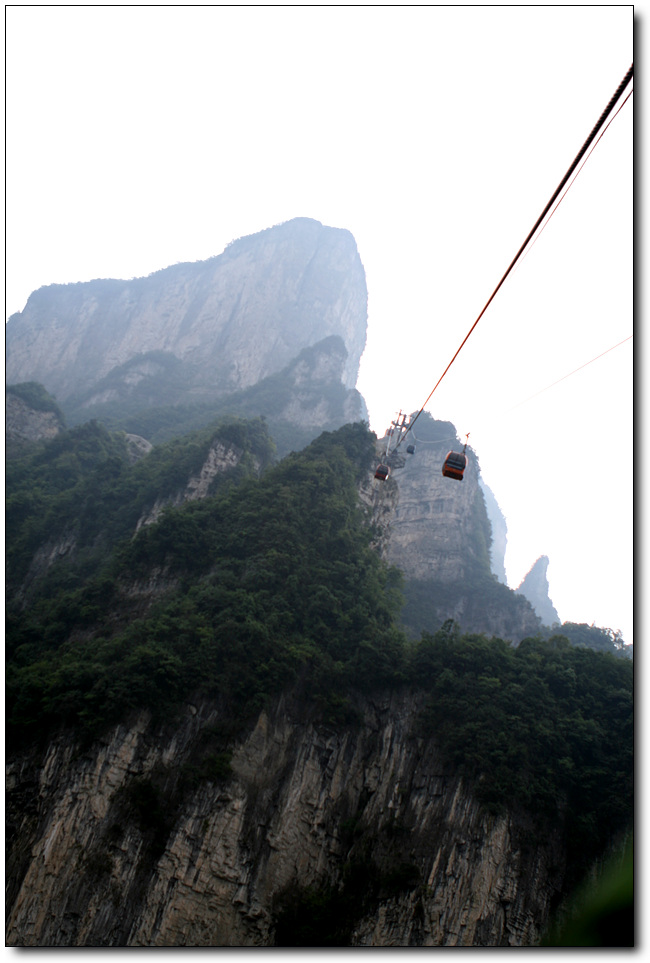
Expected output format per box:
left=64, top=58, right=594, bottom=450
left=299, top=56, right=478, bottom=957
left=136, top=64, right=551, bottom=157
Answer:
left=5, top=5, right=634, bottom=643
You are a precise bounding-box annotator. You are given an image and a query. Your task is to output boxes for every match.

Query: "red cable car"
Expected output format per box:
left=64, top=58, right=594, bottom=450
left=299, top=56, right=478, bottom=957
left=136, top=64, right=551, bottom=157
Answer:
left=442, top=451, right=467, bottom=481
left=375, top=464, right=390, bottom=481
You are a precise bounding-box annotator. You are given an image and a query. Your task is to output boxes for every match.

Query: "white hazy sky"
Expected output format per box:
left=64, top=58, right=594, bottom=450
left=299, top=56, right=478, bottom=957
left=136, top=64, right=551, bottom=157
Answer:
left=6, top=5, right=633, bottom=643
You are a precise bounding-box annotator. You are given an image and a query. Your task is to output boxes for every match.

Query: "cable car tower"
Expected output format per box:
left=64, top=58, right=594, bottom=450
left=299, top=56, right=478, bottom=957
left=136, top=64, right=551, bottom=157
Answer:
left=374, top=410, right=414, bottom=480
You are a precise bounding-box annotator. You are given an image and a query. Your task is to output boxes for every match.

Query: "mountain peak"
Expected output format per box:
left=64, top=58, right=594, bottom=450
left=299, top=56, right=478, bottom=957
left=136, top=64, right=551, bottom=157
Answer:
left=516, top=555, right=560, bottom=626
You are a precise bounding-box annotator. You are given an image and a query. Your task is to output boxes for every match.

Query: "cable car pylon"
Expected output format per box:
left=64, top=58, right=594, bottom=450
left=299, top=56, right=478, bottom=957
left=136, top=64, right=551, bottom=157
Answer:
left=374, top=410, right=411, bottom=480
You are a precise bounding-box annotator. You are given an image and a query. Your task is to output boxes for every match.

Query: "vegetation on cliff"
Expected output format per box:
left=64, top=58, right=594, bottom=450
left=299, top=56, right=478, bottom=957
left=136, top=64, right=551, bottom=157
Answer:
left=61, top=337, right=362, bottom=455
left=6, top=419, right=632, bottom=886
left=7, top=422, right=404, bottom=742
left=414, top=621, right=632, bottom=872
left=6, top=381, right=66, bottom=422
left=6, top=415, right=275, bottom=600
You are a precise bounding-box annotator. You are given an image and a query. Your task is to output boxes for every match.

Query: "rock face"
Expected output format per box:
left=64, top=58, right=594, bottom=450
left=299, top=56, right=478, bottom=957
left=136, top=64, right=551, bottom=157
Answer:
left=6, top=692, right=565, bottom=947
left=374, top=415, right=542, bottom=642
left=479, top=479, right=508, bottom=584
left=6, top=390, right=64, bottom=451
left=134, top=439, right=257, bottom=532
left=516, top=556, right=560, bottom=627
left=5, top=218, right=368, bottom=412
left=378, top=426, right=485, bottom=583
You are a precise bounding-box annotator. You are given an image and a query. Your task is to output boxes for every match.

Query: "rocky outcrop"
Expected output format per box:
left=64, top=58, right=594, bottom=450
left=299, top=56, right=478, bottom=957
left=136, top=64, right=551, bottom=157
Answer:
left=19, top=531, right=78, bottom=597
left=6, top=692, right=565, bottom=946
left=5, top=218, right=368, bottom=413
left=135, top=439, right=255, bottom=531
left=124, top=434, right=153, bottom=464
left=516, top=557, right=560, bottom=627
left=371, top=415, right=542, bottom=642
left=272, top=336, right=368, bottom=431
left=6, top=390, right=64, bottom=451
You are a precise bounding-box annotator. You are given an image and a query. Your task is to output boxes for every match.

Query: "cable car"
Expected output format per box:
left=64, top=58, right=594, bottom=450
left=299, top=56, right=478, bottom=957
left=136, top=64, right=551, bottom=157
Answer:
left=406, top=444, right=415, bottom=455
left=374, top=464, right=390, bottom=481
left=442, top=451, right=467, bottom=481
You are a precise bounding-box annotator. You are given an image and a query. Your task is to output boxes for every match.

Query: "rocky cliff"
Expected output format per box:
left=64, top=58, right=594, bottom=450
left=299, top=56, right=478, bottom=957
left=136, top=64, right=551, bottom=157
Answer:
left=5, top=218, right=368, bottom=418
left=478, top=478, right=508, bottom=584
left=373, top=415, right=542, bottom=643
left=6, top=386, right=65, bottom=454
left=6, top=691, right=565, bottom=947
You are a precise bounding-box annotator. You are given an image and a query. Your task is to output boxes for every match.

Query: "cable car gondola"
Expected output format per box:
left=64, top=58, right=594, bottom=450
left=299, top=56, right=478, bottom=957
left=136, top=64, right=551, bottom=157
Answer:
left=442, top=433, right=469, bottom=481
left=442, top=450, right=467, bottom=481
left=374, top=463, right=390, bottom=481
left=406, top=444, right=415, bottom=455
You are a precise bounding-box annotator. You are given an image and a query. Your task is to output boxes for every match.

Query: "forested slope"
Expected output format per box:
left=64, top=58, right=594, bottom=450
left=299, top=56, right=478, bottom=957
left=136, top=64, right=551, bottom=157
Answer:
left=6, top=419, right=632, bottom=894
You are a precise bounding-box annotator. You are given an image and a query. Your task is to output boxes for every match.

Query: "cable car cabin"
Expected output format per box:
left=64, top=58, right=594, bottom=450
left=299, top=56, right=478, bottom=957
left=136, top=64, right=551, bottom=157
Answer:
left=374, top=464, right=390, bottom=481
left=442, top=451, right=467, bottom=481
left=406, top=444, right=415, bottom=455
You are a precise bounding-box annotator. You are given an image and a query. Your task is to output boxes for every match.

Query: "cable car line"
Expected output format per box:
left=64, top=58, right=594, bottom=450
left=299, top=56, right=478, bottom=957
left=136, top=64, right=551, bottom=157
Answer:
left=374, top=63, right=633, bottom=479
left=506, top=334, right=632, bottom=412
left=455, top=333, right=632, bottom=442
left=506, top=84, right=633, bottom=283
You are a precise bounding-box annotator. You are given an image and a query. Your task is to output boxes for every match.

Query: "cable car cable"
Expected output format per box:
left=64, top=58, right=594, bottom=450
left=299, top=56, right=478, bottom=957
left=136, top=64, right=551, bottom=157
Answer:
left=393, top=63, right=633, bottom=454
left=506, top=334, right=633, bottom=412
left=505, top=85, right=633, bottom=283
left=454, top=333, right=632, bottom=439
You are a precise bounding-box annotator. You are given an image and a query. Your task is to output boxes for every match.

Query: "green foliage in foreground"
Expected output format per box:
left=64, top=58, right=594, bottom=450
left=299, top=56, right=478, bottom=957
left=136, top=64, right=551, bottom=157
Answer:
left=541, top=836, right=633, bottom=946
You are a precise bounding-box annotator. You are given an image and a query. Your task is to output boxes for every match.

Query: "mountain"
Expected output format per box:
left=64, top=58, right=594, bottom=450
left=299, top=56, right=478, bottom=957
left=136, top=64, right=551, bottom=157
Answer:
left=516, top=556, right=561, bottom=627
left=5, top=424, right=633, bottom=947
left=5, top=217, right=368, bottom=424
left=5, top=222, right=633, bottom=946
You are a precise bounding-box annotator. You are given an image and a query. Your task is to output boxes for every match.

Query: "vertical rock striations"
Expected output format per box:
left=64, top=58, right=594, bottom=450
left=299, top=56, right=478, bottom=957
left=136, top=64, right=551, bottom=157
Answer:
left=373, top=414, right=542, bottom=642
left=6, top=693, right=564, bottom=947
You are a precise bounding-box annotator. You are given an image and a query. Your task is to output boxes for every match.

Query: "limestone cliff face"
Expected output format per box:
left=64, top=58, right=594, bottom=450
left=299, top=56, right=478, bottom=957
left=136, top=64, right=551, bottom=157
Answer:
left=378, top=431, right=485, bottom=584
left=372, top=417, right=541, bottom=642
left=5, top=218, right=368, bottom=411
left=516, top=556, right=560, bottom=627
left=6, top=692, right=565, bottom=947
